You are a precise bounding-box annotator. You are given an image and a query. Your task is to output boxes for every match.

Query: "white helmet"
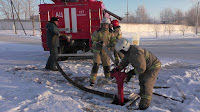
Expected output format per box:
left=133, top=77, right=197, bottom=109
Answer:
left=101, top=17, right=111, bottom=24
left=115, top=38, right=130, bottom=52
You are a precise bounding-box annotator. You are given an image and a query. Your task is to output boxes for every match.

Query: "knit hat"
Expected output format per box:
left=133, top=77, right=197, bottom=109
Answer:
left=50, top=17, right=59, bottom=22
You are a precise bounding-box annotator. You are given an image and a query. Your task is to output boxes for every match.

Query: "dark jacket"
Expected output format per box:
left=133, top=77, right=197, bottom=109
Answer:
left=120, top=45, right=161, bottom=75
left=46, top=22, right=60, bottom=48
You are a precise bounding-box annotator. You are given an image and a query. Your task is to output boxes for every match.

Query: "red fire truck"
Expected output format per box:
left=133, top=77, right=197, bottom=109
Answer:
left=39, top=0, right=122, bottom=56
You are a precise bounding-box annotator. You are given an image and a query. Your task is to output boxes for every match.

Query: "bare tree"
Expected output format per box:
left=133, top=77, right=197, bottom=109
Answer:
left=185, top=7, right=196, bottom=26
left=23, top=0, right=29, bottom=20
left=179, top=25, right=188, bottom=36
left=174, top=9, right=184, bottom=24
left=135, top=5, right=149, bottom=24
left=22, top=0, right=37, bottom=19
left=153, top=24, right=161, bottom=38
left=122, top=12, right=135, bottom=23
left=129, top=12, right=135, bottom=23
left=27, top=0, right=38, bottom=36
left=15, top=0, right=24, bottom=18
left=160, top=8, right=174, bottom=24
left=0, top=0, right=12, bottom=19
left=0, top=0, right=37, bottom=19
left=166, top=24, right=175, bottom=36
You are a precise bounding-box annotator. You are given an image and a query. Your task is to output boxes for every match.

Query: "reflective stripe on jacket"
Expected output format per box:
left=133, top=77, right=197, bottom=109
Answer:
left=110, top=27, right=122, bottom=44
left=91, top=28, right=114, bottom=53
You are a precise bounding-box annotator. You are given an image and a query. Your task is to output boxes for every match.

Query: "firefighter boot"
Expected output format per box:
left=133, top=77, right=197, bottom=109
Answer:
left=103, top=66, right=110, bottom=78
left=90, top=73, right=97, bottom=87
left=90, top=63, right=99, bottom=86
left=139, top=96, right=151, bottom=110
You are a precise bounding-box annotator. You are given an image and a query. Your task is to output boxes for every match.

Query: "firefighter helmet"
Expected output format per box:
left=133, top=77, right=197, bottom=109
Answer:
left=111, top=20, right=119, bottom=27
left=101, top=17, right=111, bottom=24
left=115, top=38, right=130, bottom=52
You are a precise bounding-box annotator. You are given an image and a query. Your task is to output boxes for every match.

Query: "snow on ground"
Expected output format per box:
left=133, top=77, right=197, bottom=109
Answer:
left=0, top=30, right=200, bottom=112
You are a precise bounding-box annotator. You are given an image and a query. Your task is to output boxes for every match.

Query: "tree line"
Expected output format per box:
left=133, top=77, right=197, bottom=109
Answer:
left=0, top=1, right=199, bottom=27
left=121, top=4, right=200, bottom=26
left=0, top=0, right=37, bottom=20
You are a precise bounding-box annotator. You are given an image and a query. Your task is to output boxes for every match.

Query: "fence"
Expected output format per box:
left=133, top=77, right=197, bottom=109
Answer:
left=0, top=20, right=40, bottom=30
left=120, top=23, right=195, bottom=37
left=0, top=20, right=196, bottom=37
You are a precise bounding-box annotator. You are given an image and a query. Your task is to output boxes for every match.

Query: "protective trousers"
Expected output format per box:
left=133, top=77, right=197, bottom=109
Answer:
left=138, top=66, right=160, bottom=109
left=90, top=51, right=110, bottom=83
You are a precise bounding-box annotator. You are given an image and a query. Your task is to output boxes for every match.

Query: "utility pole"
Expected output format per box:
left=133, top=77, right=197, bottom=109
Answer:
left=196, top=1, right=199, bottom=35
left=10, top=0, right=17, bottom=34
left=125, top=0, right=129, bottom=24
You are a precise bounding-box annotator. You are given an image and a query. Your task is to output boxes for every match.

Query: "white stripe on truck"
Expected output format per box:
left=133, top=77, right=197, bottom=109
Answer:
left=64, top=8, right=70, bottom=33
left=71, top=8, right=77, bottom=33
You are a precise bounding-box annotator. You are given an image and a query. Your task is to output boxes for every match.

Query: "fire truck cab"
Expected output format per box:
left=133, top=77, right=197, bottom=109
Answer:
left=39, top=0, right=121, bottom=56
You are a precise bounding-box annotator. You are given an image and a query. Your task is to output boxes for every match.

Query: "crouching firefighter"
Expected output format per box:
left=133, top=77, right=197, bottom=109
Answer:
left=114, top=38, right=161, bottom=110
left=90, top=17, right=114, bottom=87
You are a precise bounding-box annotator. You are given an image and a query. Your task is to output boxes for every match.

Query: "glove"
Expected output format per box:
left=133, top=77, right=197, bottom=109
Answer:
left=96, top=42, right=103, bottom=50
left=65, top=34, right=72, bottom=42
left=110, top=66, right=121, bottom=73
left=115, top=66, right=121, bottom=71
left=65, top=34, right=71, bottom=38
left=59, top=34, right=71, bottom=42
left=110, top=68, right=115, bottom=73
left=115, top=59, right=119, bottom=66
left=125, top=70, right=136, bottom=83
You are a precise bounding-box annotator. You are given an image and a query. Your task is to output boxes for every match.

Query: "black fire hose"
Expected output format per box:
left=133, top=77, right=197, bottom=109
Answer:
left=51, top=35, right=117, bottom=99
left=51, top=36, right=184, bottom=103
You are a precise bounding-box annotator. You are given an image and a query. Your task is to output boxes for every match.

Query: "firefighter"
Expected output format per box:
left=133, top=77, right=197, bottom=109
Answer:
left=90, top=17, right=114, bottom=87
left=45, top=17, right=69, bottom=71
left=114, top=38, right=161, bottom=110
left=111, top=20, right=123, bottom=65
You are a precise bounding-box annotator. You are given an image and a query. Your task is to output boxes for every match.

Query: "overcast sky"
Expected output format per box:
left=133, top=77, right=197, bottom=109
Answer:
left=38, top=0, right=198, bottom=18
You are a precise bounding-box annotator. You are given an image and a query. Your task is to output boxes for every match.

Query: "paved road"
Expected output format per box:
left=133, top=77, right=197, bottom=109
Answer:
left=0, top=35, right=41, bottom=45
left=140, top=38, right=200, bottom=63
left=0, top=35, right=200, bottom=63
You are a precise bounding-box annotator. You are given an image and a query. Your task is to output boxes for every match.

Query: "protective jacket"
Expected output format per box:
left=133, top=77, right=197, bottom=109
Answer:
left=111, top=26, right=122, bottom=44
left=111, top=26, right=123, bottom=63
left=91, top=28, right=114, bottom=53
left=120, top=45, right=161, bottom=74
